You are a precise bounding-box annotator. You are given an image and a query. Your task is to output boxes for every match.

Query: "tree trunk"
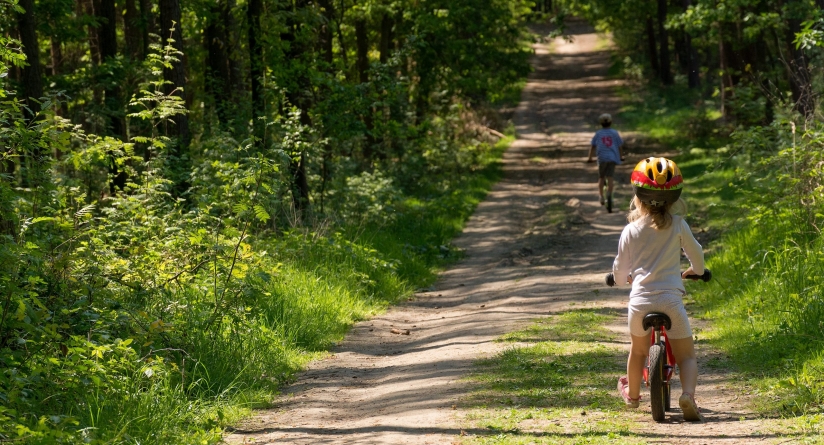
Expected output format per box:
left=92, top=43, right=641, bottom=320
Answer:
left=98, top=0, right=124, bottom=138
left=97, top=0, right=118, bottom=62
left=50, top=37, right=62, bottom=76
left=335, top=0, right=349, bottom=72
left=17, top=0, right=43, bottom=117
left=282, top=0, right=312, bottom=212
left=83, top=0, right=104, bottom=134
left=379, top=13, right=392, bottom=64
left=98, top=0, right=127, bottom=193
left=159, top=0, right=191, bottom=196
left=205, top=0, right=231, bottom=127
left=225, top=0, right=244, bottom=99
left=139, top=0, right=153, bottom=58
left=646, top=17, right=659, bottom=77
left=159, top=0, right=189, bottom=145
left=247, top=0, right=264, bottom=139
left=355, top=18, right=369, bottom=83
left=318, top=0, right=334, bottom=66
left=355, top=17, right=376, bottom=162
left=124, top=0, right=142, bottom=59
left=681, top=0, right=699, bottom=88
left=718, top=27, right=733, bottom=117
left=88, top=0, right=102, bottom=64
left=657, top=0, right=672, bottom=85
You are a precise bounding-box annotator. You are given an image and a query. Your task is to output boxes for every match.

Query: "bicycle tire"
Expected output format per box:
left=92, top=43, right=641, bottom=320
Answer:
left=648, top=344, right=666, bottom=421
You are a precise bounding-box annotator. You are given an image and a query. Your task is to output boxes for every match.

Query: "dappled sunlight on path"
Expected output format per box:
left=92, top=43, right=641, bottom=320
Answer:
left=224, top=19, right=765, bottom=445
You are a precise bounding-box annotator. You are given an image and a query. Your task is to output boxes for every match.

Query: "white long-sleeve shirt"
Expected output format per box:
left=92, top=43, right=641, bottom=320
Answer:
left=612, top=215, right=704, bottom=296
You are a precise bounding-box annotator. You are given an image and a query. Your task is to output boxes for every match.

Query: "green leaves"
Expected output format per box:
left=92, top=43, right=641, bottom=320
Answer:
left=253, top=205, right=270, bottom=223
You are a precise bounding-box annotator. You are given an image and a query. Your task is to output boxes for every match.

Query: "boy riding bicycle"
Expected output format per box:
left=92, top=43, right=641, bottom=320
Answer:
left=612, top=157, right=705, bottom=421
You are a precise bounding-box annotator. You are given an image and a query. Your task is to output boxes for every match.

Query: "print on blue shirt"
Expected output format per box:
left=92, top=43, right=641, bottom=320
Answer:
left=591, top=128, right=623, bottom=164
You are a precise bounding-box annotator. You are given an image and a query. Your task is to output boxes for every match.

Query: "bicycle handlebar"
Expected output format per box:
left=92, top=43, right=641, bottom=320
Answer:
left=605, top=269, right=711, bottom=287
left=684, top=269, right=712, bottom=282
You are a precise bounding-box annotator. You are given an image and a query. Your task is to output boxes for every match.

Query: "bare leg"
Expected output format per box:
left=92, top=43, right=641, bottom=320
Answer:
left=598, top=177, right=606, bottom=202
left=670, top=336, right=698, bottom=396
left=627, top=333, right=649, bottom=399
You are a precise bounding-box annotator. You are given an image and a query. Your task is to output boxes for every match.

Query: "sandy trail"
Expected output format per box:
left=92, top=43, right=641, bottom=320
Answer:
left=225, top=20, right=766, bottom=445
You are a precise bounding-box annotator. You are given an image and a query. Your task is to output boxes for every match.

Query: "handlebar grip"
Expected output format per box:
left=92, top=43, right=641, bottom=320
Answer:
left=684, top=268, right=712, bottom=282
left=605, top=273, right=615, bottom=287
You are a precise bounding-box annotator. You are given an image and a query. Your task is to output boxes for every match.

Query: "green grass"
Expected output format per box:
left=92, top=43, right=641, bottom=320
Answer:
left=617, top=83, right=726, bottom=153
left=691, top=213, right=824, bottom=416
left=459, top=309, right=647, bottom=444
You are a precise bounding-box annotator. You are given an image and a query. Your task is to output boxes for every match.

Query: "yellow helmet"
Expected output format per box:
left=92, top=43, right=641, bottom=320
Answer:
left=631, top=157, right=683, bottom=206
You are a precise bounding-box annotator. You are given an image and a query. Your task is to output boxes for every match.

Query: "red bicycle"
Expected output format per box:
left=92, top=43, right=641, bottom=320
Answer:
left=606, top=269, right=711, bottom=421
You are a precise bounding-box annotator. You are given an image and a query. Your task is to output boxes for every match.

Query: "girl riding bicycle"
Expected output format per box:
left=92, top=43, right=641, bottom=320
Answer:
left=612, top=157, right=705, bottom=421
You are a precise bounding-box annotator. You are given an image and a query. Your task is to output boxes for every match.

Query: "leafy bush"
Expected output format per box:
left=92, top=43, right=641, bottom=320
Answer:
left=691, top=114, right=824, bottom=415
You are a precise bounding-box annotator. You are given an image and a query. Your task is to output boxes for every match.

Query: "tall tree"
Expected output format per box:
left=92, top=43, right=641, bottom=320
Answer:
left=645, top=16, right=660, bottom=77
left=318, top=0, right=335, bottom=66
left=204, top=0, right=231, bottom=127
left=124, top=0, right=142, bottom=60
left=97, top=0, right=125, bottom=138
left=16, top=0, right=42, bottom=119
left=355, top=18, right=368, bottom=83
left=159, top=0, right=191, bottom=195
left=97, top=0, right=116, bottom=62
left=139, top=0, right=153, bottom=58
left=247, top=0, right=264, bottom=140
left=281, top=0, right=312, bottom=211
left=159, top=0, right=189, bottom=145
left=225, top=0, right=244, bottom=101
left=657, top=0, right=672, bottom=85
left=681, top=0, right=699, bottom=88
left=355, top=16, right=376, bottom=162
left=379, top=13, right=392, bottom=64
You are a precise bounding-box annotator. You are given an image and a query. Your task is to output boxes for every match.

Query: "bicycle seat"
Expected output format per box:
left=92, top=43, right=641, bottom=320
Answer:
left=642, top=313, right=672, bottom=331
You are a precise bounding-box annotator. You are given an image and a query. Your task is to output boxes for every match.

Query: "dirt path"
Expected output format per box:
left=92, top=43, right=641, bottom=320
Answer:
left=225, top=20, right=770, bottom=445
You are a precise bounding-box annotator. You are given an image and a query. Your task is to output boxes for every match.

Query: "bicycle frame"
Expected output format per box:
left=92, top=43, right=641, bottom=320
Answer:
left=642, top=325, right=676, bottom=387
left=605, top=269, right=711, bottom=421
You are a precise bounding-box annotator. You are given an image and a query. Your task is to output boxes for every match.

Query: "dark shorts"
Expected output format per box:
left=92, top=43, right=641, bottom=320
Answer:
left=599, top=161, right=617, bottom=178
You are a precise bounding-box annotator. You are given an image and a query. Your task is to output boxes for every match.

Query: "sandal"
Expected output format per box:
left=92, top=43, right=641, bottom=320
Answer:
left=679, top=392, right=705, bottom=422
left=617, top=376, right=640, bottom=408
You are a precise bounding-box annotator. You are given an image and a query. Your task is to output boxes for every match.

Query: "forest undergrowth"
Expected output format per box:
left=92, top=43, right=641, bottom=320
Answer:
left=0, top=0, right=532, bottom=442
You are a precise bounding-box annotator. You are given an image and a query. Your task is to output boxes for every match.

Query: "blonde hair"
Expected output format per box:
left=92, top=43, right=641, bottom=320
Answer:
left=628, top=196, right=687, bottom=229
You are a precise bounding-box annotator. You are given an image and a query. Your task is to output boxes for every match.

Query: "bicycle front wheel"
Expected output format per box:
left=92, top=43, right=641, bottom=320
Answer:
left=648, top=344, right=666, bottom=421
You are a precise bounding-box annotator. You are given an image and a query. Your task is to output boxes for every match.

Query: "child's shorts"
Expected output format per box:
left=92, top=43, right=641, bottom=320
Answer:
left=598, top=161, right=616, bottom=178
left=627, top=292, right=693, bottom=340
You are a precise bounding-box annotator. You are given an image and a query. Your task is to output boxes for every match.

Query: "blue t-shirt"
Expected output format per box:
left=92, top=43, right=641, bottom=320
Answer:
left=591, top=128, right=623, bottom=164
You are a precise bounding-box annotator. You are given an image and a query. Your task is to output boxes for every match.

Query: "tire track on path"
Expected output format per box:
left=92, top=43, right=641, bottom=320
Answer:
left=225, top=19, right=768, bottom=445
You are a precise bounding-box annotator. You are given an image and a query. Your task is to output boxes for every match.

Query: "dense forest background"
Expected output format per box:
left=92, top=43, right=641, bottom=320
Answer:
left=0, top=0, right=531, bottom=442
left=3, top=0, right=824, bottom=442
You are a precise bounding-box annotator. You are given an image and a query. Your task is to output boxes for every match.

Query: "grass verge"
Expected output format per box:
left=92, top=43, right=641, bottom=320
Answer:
left=458, top=309, right=648, bottom=445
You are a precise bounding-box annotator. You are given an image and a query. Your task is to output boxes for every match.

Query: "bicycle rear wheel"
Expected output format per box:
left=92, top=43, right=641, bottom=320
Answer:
left=648, top=344, right=666, bottom=421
